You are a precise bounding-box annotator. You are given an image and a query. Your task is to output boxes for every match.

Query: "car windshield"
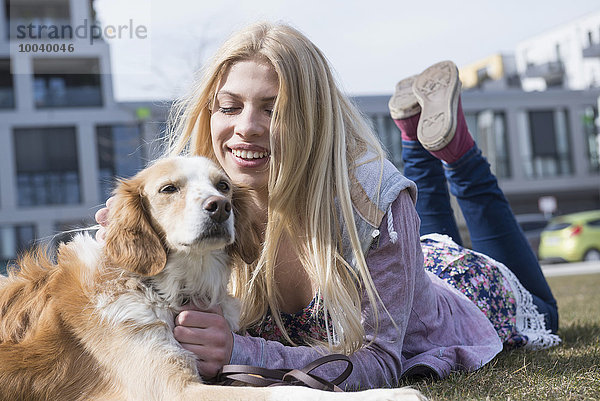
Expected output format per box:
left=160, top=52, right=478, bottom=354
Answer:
left=545, top=222, right=571, bottom=231
left=520, top=221, right=548, bottom=231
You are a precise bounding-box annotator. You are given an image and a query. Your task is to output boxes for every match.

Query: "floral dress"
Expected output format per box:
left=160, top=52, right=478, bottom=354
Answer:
left=420, top=234, right=526, bottom=348
left=246, top=295, right=331, bottom=346
left=247, top=234, right=558, bottom=350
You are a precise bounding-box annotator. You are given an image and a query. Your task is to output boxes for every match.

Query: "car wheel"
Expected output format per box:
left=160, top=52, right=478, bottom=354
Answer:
left=583, top=249, right=600, bottom=262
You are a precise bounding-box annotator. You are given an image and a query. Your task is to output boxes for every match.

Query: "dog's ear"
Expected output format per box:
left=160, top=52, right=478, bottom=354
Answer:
left=104, top=177, right=167, bottom=276
left=227, top=185, right=262, bottom=264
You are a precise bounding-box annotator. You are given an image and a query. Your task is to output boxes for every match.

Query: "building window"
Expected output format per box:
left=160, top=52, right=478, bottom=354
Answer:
left=0, top=59, right=15, bottom=109
left=33, top=58, right=102, bottom=108
left=97, top=124, right=145, bottom=200
left=145, top=120, right=167, bottom=161
left=465, top=111, right=511, bottom=178
left=583, top=106, right=599, bottom=172
left=518, top=109, right=572, bottom=178
left=370, top=114, right=403, bottom=170
left=0, top=224, right=35, bottom=275
left=50, top=220, right=94, bottom=249
left=6, top=0, right=71, bottom=39
left=14, top=126, right=81, bottom=206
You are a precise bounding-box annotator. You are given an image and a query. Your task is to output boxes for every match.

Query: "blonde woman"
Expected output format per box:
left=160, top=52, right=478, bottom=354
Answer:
left=96, top=23, right=559, bottom=388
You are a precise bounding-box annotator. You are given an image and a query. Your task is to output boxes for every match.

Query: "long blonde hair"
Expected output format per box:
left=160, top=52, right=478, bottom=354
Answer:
left=167, top=22, right=386, bottom=354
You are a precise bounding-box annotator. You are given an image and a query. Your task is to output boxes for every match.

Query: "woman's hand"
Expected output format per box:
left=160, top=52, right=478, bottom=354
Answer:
left=94, top=197, right=114, bottom=244
left=174, top=303, right=234, bottom=379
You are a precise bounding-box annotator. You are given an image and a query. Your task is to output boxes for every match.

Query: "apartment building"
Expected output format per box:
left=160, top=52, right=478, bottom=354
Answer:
left=0, top=0, right=145, bottom=273
left=375, top=10, right=600, bottom=218
left=515, top=10, right=600, bottom=91
left=355, top=87, right=600, bottom=217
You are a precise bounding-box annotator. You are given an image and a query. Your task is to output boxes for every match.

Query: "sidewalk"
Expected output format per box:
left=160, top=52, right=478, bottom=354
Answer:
left=541, top=260, right=600, bottom=277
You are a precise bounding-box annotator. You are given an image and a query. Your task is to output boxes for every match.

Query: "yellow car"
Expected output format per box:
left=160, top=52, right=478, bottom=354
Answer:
left=538, top=210, right=600, bottom=263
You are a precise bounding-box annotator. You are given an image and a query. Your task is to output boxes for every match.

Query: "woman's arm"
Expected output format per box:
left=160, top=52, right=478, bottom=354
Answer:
left=176, top=189, right=503, bottom=384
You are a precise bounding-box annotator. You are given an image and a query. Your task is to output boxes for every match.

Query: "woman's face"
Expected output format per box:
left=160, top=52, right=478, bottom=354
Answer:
left=210, top=59, right=278, bottom=196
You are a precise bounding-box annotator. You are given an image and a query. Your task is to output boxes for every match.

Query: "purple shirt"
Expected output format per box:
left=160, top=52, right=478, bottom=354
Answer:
left=230, top=190, right=502, bottom=388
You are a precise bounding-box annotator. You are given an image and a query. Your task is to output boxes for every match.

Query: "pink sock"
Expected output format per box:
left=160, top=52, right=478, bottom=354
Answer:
left=393, top=113, right=420, bottom=141
left=428, top=98, right=475, bottom=163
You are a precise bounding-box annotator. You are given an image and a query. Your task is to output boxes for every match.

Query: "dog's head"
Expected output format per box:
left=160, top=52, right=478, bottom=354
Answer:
left=104, top=156, right=260, bottom=276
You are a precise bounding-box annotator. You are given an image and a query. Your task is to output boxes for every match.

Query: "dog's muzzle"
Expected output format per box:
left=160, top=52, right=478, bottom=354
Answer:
left=203, top=196, right=231, bottom=224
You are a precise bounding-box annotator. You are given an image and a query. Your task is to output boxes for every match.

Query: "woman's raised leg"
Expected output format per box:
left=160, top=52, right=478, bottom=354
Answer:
left=390, top=76, right=463, bottom=245
left=410, top=61, right=558, bottom=333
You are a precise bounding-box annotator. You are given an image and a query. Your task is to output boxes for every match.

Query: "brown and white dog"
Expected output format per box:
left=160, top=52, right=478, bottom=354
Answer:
left=0, top=156, right=423, bottom=401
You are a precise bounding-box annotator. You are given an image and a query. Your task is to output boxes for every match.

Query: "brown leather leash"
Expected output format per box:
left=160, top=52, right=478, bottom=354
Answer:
left=217, top=354, right=352, bottom=392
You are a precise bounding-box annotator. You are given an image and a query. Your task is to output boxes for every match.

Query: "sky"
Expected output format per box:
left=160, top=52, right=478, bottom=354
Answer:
left=93, top=0, right=600, bottom=102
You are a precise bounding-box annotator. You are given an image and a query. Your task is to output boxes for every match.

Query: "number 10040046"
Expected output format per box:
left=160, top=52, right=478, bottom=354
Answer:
left=18, top=43, right=75, bottom=53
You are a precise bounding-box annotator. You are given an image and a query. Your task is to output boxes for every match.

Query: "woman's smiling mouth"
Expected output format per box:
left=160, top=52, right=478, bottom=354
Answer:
left=230, top=149, right=270, bottom=160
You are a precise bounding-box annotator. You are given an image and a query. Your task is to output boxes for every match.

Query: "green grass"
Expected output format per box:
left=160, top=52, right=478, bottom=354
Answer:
left=400, top=273, right=600, bottom=400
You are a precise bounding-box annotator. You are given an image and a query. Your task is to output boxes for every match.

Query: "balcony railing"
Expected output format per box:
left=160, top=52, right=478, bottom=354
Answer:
left=34, top=84, right=102, bottom=108
left=524, top=61, right=565, bottom=86
left=17, top=171, right=80, bottom=206
left=582, top=43, right=600, bottom=58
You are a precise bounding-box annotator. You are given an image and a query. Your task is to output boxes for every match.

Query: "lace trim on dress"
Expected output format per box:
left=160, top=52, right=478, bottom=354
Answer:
left=422, top=233, right=561, bottom=350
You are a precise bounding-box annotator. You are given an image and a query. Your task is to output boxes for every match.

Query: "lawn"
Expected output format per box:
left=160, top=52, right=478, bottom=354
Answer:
left=401, top=272, right=600, bottom=400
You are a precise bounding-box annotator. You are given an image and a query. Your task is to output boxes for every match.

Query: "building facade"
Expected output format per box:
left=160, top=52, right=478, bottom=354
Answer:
left=515, top=10, right=600, bottom=91
left=0, top=0, right=145, bottom=272
left=356, top=87, right=600, bottom=217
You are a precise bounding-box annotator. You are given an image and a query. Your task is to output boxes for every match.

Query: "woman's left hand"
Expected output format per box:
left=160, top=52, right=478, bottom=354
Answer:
left=173, top=303, right=234, bottom=379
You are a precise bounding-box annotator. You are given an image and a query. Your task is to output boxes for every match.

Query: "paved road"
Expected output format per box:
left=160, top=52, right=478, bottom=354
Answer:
left=541, top=260, right=600, bottom=277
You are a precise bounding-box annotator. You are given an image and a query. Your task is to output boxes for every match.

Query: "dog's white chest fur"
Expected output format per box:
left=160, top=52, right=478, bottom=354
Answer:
left=87, top=242, right=240, bottom=333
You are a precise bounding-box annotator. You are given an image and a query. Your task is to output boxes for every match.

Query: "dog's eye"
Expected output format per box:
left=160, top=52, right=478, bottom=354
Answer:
left=216, top=180, right=230, bottom=193
left=159, top=184, right=178, bottom=194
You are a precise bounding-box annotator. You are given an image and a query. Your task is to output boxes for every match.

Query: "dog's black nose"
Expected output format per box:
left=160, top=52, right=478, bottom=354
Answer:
left=203, top=196, right=232, bottom=224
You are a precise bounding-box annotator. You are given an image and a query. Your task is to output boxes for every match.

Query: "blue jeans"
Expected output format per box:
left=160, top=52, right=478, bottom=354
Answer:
left=402, top=141, right=559, bottom=333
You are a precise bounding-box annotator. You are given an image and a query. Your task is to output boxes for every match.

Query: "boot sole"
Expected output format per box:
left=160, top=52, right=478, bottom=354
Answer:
left=388, top=75, right=420, bottom=119
left=412, top=60, right=461, bottom=151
